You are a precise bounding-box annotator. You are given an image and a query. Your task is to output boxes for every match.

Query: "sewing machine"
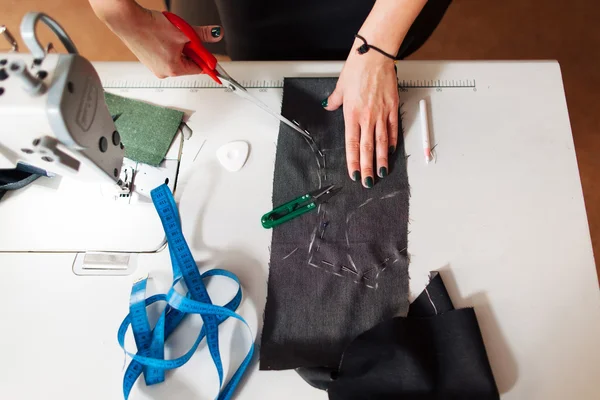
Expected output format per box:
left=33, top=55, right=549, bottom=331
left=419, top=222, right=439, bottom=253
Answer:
left=0, top=13, right=180, bottom=261
left=0, top=13, right=125, bottom=185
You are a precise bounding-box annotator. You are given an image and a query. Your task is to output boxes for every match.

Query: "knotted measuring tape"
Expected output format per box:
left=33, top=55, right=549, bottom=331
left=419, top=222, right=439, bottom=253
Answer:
left=117, top=184, right=254, bottom=399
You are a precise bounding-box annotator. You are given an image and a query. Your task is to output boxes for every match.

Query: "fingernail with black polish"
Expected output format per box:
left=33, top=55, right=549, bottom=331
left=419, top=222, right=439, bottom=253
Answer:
left=211, top=27, right=221, bottom=38
left=352, top=170, right=360, bottom=182
left=364, top=176, right=374, bottom=188
left=321, top=98, right=328, bottom=108
left=389, top=145, right=395, bottom=154
left=379, top=167, right=388, bottom=178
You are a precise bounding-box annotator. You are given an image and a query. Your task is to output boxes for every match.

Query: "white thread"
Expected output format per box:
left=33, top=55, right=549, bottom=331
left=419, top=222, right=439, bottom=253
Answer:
left=380, top=190, right=402, bottom=200
left=341, top=266, right=358, bottom=275
left=358, top=198, right=373, bottom=209
left=308, top=227, right=318, bottom=254
left=425, top=287, right=438, bottom=315
left=282, top=247, right=299, bottom=260
left=347, top=254, right=358, bottom=272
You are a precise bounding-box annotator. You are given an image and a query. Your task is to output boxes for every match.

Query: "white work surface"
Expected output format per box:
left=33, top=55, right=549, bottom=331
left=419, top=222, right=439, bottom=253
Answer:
left=1, top=61, right=600, bottom=399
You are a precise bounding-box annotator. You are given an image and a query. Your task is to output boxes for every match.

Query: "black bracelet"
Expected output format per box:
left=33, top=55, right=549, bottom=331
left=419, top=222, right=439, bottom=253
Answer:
left=354, top=34, right=396, bottom=60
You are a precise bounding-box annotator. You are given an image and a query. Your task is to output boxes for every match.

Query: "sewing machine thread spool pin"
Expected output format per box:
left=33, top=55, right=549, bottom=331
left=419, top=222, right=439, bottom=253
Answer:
left=0, top=25, right=18, bottom=52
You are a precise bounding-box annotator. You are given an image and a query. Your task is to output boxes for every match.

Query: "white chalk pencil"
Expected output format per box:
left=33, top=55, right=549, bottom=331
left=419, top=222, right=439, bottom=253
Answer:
left=419, top=99, right=432, bottom=163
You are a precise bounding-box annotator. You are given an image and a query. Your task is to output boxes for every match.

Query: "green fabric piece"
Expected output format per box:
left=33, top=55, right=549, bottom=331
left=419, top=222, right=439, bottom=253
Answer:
left=104, top=92, right=184, bottom=166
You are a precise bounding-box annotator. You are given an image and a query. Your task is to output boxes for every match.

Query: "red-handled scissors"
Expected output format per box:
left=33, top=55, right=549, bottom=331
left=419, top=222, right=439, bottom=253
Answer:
left=163, top=11, right=222, bottom=84
left=163, top=11, right=314, bottom=142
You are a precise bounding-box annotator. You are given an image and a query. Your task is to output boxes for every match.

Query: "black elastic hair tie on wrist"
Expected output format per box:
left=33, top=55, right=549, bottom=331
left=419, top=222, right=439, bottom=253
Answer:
left=354, top=34, right=396, bottom=60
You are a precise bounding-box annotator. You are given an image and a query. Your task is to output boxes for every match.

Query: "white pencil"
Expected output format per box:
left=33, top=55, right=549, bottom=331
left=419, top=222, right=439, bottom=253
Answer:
left=419, top=99, right=432, bottom=163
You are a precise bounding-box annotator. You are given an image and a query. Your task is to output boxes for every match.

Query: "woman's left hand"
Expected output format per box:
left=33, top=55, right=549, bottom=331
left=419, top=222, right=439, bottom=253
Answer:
left=324, top=42, right=399, bottom=189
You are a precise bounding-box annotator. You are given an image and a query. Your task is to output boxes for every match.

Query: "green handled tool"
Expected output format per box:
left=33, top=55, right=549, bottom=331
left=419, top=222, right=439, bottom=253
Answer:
left=261, top=184, right=342, bottom=229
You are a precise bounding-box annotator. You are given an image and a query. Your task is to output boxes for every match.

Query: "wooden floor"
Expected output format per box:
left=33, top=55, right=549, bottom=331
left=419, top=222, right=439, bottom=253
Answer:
left=3, top=0, right=599, bottom=279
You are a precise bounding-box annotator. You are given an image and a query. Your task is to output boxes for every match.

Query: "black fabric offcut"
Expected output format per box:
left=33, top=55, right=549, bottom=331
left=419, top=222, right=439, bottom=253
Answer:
left=260, top=78, right=410, bottom=370
left=328, top=272, right=500, bottom=400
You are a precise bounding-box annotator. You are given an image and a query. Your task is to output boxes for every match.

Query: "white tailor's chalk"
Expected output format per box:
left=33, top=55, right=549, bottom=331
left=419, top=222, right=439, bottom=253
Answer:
left=419, top=99, right=432, bottom=163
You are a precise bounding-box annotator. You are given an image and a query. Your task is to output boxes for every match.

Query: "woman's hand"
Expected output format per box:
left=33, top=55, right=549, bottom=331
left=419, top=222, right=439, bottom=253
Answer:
left=90, top=1, right=223, bottom=78
left=324, top=43, right=399, bottom=188
left=322, top=0, right=426, bottom=188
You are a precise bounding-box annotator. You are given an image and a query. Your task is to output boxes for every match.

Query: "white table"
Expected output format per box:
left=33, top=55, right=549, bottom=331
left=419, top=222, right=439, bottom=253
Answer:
left=1, top=61, right=599, bottom=400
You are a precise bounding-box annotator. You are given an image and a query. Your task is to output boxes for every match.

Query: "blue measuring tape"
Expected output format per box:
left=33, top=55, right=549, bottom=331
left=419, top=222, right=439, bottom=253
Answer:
left=117, top=184, right=254, bottom=399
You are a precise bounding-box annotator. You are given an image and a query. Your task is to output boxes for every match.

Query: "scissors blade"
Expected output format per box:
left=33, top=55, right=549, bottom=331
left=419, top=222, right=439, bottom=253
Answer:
left=217, top=68, right=313, bottom=140
left=310, top=184, right=342, bottom=204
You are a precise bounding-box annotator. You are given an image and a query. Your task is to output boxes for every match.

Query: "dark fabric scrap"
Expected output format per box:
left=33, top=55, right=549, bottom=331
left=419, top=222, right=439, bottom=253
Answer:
left=0, top=163, right=46, bottom=201
left=328, top=272, right=500, bottom=400
left=260, top=78, right=410, bottom=370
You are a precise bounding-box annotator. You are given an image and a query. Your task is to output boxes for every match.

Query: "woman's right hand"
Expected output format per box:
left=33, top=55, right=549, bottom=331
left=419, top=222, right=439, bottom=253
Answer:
left=90, top=1, right=223, bottom=78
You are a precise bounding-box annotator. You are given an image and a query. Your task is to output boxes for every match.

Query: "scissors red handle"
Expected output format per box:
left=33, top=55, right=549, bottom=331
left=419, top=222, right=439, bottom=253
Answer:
left=162, top=11, right=222, bottom=84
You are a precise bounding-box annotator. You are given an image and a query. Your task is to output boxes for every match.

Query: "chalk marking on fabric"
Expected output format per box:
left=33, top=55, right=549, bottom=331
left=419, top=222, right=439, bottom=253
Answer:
left=347, top=254, right=358, bottom=272
left=321, top=260, right=334, bottom=267
left=282, top=247, right=299, bottom=260
left=307, top=255, right=321, bottom=270
left=363, top=282, right=376, bottom=289
left=316, top=163, right=322, bottom=188
left=308, top=262, right=320, bottom=269
left=358, top=198, right=373, bottom=209
left=308, top=226, right=318, bottom=254
left=425, top=287, right=438, bottom=315
left=345, top=231, right=350, bottom=248
left=377, top=257, right=392, bottom=267
left=372, top=256, right=397, bottom=283
left=380, top=190, right=402, bottom=200
left=332, top=272, right=343, bottom=277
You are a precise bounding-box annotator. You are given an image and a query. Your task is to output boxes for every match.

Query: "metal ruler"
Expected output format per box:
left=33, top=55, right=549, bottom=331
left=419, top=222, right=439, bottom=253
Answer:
left=102, top=77, right=477, bottom=91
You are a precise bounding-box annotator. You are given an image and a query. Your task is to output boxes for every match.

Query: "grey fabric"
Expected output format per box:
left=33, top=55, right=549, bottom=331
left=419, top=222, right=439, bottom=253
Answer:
left=260, top=78, right=410, bottom=370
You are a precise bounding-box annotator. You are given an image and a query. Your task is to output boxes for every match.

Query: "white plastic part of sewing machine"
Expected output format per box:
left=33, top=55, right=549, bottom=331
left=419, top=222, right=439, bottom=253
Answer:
left=0, top=13, right=179, bottom=258
left=0, top=15, right=124, bottom=183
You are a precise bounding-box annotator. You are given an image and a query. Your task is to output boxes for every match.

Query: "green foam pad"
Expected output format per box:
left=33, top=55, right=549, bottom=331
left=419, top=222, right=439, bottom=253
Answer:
left=104, top=92, right=184, bottom=166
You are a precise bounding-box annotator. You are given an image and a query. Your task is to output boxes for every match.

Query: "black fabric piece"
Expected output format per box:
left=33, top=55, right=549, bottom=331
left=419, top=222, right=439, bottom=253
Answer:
left=0, top=166, right=42, bottom=201
left=409, top=271, right=454, bottom=318
left=260, top=77, right=410, bottom=370
left=295, top=367, right=337, bottom=391
left=214, top=0, right=452, bottom=60
left=328, top=272, right=500, bottom=400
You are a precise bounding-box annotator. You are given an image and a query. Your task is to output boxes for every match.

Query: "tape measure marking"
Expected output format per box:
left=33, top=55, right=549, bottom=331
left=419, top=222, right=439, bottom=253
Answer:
left=117, top=184, right=254, bottom=399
